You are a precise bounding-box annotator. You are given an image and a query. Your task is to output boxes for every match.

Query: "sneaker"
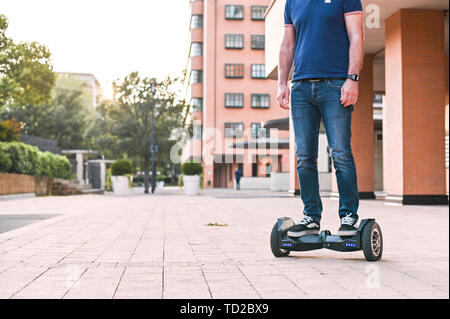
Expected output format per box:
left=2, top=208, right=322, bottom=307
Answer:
left=287, top=216, right=320, bottom=237
left=337, top=213, right=358, bottom=236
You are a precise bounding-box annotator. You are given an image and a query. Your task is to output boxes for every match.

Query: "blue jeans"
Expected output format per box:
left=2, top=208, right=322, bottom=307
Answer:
left=291, top=79, right=359, bottom=222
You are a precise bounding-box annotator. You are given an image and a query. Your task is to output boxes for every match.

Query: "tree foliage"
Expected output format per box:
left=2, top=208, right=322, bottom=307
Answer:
left=0, top=14, right=55, bottom=109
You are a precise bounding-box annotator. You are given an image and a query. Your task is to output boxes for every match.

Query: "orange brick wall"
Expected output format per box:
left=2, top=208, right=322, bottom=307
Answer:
left=385, top=9, right=447, bottom=196
left=0, top=173, right=35, bottom=196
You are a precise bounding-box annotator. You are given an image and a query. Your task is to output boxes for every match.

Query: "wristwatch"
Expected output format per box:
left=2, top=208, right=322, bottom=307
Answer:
left=347, top=74, right=360, bottom=82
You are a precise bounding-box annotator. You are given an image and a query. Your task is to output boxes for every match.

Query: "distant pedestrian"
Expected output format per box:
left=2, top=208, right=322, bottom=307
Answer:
left=235, top=168, right=242, bottom=190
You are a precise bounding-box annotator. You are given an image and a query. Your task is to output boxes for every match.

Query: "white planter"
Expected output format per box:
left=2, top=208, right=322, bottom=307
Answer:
left=183, top=175, right=200, bottom=196
left=111, top=176, right=131, bottom=196
left=157, top=181, right=165, bottom=188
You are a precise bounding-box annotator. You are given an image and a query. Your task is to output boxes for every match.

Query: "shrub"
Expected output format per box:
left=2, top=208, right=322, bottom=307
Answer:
left=111, top=159, right=134, bottom=176
left=0, top=141, right=71, bottom=179
left=156, top=175, right=166, bottom=182
left=181, top=162, right=203, bottom=176
left=0, top=118, right=21, bottom=142
left=0, top=145, right=12, bottom=172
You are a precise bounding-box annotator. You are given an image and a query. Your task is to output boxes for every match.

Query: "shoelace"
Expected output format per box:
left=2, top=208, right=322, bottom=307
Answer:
left=341, top=213, right=355, bottom=226
left=298, top=216, right=314, bottom=225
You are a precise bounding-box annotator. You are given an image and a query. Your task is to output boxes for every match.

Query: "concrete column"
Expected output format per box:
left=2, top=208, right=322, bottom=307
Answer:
left=384, top=9, right=448, bottom=205
left=331, top=54, right=375, bottom=199
left=76, top=153, right=83, bottom=184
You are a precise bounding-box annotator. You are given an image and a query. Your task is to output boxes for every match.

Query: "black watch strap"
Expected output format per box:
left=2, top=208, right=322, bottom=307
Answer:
left=347, top=74, right=360, bottom=82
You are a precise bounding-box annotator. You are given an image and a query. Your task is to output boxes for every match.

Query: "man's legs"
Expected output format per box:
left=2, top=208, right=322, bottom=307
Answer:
left=290, top=82, right=323, bottom=222
left=319, top=80, right=359, bottom=221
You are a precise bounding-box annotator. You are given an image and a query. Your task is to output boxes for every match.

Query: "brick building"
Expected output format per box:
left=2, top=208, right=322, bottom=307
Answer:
left=183, top=0, right=290, bottom=189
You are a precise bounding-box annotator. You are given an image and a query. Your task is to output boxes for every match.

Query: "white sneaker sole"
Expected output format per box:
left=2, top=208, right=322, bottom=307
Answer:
left=337, top=230, right=357, bottom=236
left=287, top=230, right=320, bottom=237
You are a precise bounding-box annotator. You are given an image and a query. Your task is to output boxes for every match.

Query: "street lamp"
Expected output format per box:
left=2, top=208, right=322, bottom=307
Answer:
left=150, top=82, right=156, bottom=194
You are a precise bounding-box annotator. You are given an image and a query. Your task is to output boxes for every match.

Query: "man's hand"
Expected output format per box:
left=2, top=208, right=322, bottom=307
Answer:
left=341, top=79, right=359, bottom=107
left=277, top=83, right=290, bottom=110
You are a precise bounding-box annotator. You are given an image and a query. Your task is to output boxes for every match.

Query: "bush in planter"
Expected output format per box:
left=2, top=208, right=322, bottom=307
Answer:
left=181, top=162, right=203, bottom=176
left=156, top=175, right=166, bottom=182
left=111, top=159, right=134, bottom=176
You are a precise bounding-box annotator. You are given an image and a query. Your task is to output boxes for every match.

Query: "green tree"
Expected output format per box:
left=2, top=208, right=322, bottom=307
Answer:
left=0, top=15, right=55, bottom=109
left=92, top=72, right=187, bottom=193
left=2, top=74, right=95, bottom=149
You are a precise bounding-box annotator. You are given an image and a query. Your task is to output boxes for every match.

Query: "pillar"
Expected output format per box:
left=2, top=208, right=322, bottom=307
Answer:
left=384, top=9, right=448, bottom=205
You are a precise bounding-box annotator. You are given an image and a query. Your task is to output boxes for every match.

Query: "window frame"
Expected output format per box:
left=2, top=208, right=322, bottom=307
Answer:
left=225, top=5, right=244, bottom=20
left=190, top=14, right=203, bottom=29
left=251, top=5, right=267, bottom=21
left=190, top=42, right=203, bottom=57
left=225, top=34, right=244, bottom=49
left=191, top=98, right=203, bottom=112
left=224, top=93, right=244, bottom=108
left=251, top=64, right=266, bottom=79
left=251, top=94, right=270, bottom=109
left=191, top=70, right=203, bottom=84
left=250, top=123, right=269, bottom=138
left=251, top=34, right=265, bottom=50
left=224, top=122, right=244, bottom=138
left=225, top=64, right=244, bottom=79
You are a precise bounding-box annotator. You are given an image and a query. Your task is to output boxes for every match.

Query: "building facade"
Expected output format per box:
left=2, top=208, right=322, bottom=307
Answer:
left=184, top=0, right=290, bottom=188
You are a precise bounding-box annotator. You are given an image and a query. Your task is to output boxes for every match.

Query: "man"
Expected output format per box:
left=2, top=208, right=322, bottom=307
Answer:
left=235, top=167, right=242, bottom=190
left=277, top=0, right=364, bottom=237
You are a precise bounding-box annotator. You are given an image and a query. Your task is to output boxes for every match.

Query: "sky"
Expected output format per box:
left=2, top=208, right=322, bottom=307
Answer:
left=0, top=0, right=191, bottom=98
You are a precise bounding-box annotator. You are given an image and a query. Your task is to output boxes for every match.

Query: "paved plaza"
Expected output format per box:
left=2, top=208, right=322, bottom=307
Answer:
left=0, top=187, right=448, bottom=299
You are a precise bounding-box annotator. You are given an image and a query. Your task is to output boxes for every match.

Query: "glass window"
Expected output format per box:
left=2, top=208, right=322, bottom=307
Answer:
left=193, top=124, right=202, bottom=140
left=251, top=123, right=268, bottom=138
left=191, top=98, right=203, bottom=112
left=225, top=5, right=244, bottom=20
left=251, top=94, right=270, bottom=108
left=225, top=34, right=244, bottom=49
left=225, top=64, right=244, bottom=78
left=224, top=122, right=244, bottom=138
left=191, top=42, right=203, bottom=57
left=225, top=93, right=244, bottom=108
left=251, top=35, right=265, bottom=50
left=191, top=70, right=203, bottom=84
left=251, top=6, right=267, bottom=20
left=251, top=64, right=265, bottom=79
left=191, top=15, right=203, bottom=29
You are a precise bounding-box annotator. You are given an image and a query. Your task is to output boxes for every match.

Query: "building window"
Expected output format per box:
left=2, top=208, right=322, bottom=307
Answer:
left=251, top=64, right=265, bottom=79
left=191, top=70, right=203, bottom=83
left=251, top=94, right=270, bottom=108
left=191, top=98, right=203, bottom=112
left=251, top=6, right=267, bottom=20
left=191, top=42, right=203, bottom=57
left=250, top=123, right=269, bottom=138
left=251, top=35, right=265, bottom=50
left=225, top=5, right=244, bottom=20
left=193, top=124, right=202, bottom=140
left=225, top=34, right=244, bottom=49
left=225, top=64, right=244, bottom=78
left=225, top=93, right=244, bottom=108
left=225, top=122, right=244, bottom=138
left=191, top=15, right=203, bottom=29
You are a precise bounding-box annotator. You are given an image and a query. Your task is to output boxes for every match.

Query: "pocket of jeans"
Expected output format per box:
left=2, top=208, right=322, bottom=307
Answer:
left=291, top=81, right=301, bottom=91
left=326, top=79, right=346, bottom=88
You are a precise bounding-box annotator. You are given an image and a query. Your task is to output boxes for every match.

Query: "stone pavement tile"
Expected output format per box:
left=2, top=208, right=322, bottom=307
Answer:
left=244, top=275, right=308, bottom=299
left=12, top=265, right=87, bottom=299
left=163, top=266, right=211, bottom=299
left=0, top=265, right=50, bottom=299
left=63, top=267, right=124, bottom=299
left=114, top=267, right=162, bottom=299
left=203, top=272, right=260, bottom=299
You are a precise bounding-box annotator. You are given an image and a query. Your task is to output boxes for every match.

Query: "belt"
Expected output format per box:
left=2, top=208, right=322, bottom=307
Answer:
left=294, top=78, right=346, bottom=83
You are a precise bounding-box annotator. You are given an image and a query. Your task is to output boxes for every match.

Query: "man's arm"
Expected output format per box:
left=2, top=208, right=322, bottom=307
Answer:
left=277, top=27, right=296, bottom=110
left=341, top=13, right=365, bottom=107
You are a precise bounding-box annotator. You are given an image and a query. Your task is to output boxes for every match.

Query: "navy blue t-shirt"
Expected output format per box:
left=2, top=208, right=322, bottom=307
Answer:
left=284, top=0, right=363, bottom=81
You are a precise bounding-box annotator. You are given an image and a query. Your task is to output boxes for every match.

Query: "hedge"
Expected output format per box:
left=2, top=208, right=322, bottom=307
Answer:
left=110, top=159, right=134, bottom=176
left=0, top=141, right=71, bottom=179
